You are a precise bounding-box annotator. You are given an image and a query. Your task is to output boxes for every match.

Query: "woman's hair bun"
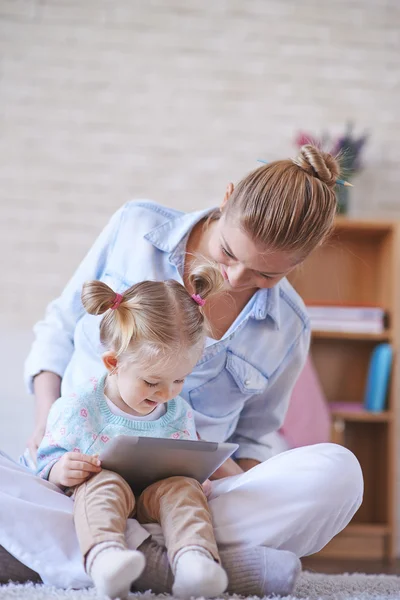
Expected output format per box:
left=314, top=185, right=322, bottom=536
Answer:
left=293, top=144, right=340, bottom=189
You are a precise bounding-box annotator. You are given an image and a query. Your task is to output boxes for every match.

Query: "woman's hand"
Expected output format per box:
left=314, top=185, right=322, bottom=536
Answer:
left=209, top=457, right=244, bottom=480
left=49, top=453, right=102, bottom=488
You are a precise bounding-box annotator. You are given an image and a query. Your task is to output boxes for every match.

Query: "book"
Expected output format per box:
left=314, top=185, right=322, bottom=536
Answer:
left=307, top=303, right=386, bottom=334
left=310, top=320, right=384, bottom=334
left=307, top=305, right=385, bottom=321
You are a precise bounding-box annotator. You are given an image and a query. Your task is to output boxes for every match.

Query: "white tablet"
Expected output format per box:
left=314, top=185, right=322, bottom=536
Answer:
left=100, top=436, right=238, bottom=494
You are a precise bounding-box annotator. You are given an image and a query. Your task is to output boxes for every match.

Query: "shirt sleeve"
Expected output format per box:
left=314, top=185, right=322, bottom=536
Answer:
left=24, top=205, right=127, bottom=394
left=231, top=324, right=311, bottom=463
left=36, top=396, right=81, bottom=480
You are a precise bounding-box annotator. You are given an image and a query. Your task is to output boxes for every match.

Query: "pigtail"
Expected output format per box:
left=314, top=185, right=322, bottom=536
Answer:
left=82, top=281, right=118, bottom=315
left=82, top=280, right=138, bottom=356
left=188, top=259, right=225, bottom=304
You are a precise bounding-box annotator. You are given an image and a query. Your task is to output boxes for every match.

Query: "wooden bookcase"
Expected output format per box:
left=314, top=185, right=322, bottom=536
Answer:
left=288, top=218, right=400, bottom=561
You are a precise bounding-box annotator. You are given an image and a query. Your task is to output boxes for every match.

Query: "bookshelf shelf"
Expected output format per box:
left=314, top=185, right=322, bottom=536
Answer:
left=317, top=523, right=391, bottom=560
left=348, top=523, right=390, bottom=536
left=331, top=409, right=393, bottom=423
left=289, top=218, right=399, bottom=561
left=312, top=329, right=393, bottom=342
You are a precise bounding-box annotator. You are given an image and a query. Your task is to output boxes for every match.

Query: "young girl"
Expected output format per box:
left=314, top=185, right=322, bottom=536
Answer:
left=36, top=267, right=230, bottom=600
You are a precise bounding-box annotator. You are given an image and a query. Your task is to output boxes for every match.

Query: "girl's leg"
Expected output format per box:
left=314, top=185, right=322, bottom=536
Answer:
left=0, top=444, right=362, bottom=595
left=137, top=476, right=227, bottom=599
left=0, top=453, right=149, bottom=588
left=73, top=469, right=145, bottom=600
left=0, top=449, right=289, bottom=597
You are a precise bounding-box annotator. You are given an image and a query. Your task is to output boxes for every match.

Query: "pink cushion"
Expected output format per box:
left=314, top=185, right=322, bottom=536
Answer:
left=280, top=356, right=331, bottom=448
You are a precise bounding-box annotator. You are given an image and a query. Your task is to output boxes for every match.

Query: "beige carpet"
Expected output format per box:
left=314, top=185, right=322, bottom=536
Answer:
left=1, top=572, right=400, bottom=600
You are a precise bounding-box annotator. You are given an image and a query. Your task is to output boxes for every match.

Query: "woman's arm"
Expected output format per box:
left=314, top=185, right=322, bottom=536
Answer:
left=236, top=458, right=260, bottom=471
left=209, top=457, right=244, bottom=480
left=24, top=205, right=126, bottom=396
left=24, top=206, right=127, bottom=459
left=209, top=457, right=260, bottom=481
left=26, top=371, right=62, bottom=462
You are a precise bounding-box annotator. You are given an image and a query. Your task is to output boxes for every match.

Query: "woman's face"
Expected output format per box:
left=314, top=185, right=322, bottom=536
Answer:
left=207, top=213, right=299, bottom=291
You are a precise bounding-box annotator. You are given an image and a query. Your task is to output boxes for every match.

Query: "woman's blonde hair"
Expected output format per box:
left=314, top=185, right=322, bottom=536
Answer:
left=225, top=145, right=340, bottom=259
left=81, top=261, right=224, bottom=363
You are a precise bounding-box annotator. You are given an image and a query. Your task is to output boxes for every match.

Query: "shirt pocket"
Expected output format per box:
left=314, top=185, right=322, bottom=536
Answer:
left=188, top=351, right=269, bottom=418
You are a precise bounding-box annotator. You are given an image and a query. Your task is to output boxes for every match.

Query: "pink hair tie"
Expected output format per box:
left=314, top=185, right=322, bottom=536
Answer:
left=111, top=293, right=123, bottom=310
left=191, top=293, right=206, bottom=307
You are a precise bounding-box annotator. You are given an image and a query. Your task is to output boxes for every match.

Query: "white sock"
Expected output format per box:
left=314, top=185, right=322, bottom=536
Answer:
left=172, top=547, right=228, bottom=599
left=87, top=542, right=145, bottom=600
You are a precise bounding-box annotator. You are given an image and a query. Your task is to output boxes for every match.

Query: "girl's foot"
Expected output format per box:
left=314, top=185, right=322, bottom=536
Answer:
left=88, top=544, right=145, bottom=599
left=172, top=548, right=228, bottom=599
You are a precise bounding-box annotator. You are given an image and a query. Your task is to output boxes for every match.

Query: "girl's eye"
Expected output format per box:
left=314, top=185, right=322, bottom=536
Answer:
left=221, top=246, right=234, bottom=259
left=144, top=380, right=158, bottom=388
left=260, top=273, right=274, bottom=280
left=174, top=379, right=185, bottom=385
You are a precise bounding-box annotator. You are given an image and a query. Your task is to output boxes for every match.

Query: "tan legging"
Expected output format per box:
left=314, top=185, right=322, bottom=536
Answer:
left=73, top=469, right=219, bottom=568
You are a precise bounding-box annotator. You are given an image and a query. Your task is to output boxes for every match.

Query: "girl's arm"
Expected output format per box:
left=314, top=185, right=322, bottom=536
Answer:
left=36, top=395, right=101, bottom=486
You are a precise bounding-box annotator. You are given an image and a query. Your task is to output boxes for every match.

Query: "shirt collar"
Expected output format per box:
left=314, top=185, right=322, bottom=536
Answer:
left=144, top=207, right=213, bottom=253
left=252, top=286, right=281, bottom=328
left=144, top=206, right=281, bottom=328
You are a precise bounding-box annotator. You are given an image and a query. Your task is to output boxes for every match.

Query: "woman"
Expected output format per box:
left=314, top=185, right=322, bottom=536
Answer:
left=0, top=146, right=363, bottom=594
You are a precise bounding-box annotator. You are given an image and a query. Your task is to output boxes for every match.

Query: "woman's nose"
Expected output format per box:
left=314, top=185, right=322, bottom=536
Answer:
left=228, top=265, right=250, bottom=288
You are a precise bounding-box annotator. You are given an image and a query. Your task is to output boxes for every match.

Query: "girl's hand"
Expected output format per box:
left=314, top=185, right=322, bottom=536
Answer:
left=49, top=453, right=102, bottom=488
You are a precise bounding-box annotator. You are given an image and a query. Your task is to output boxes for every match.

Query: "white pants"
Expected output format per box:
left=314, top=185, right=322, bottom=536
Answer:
left=0, top=443, right=363, bottom=589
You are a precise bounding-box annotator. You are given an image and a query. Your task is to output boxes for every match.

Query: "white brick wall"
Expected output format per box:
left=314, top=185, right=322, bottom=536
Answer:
left=1, top=0, right=399, bottom=326
left=0, top=0, right=400, bottom=554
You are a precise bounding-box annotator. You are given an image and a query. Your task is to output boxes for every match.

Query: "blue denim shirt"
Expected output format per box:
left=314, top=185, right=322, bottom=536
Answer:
left=25, top=201, right=310, bottom=462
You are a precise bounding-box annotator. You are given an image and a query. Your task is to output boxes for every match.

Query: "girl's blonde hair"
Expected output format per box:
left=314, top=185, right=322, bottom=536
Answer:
left=81, top=261, right=224, bottom=361
left=225, top=145, right=340, bottom=259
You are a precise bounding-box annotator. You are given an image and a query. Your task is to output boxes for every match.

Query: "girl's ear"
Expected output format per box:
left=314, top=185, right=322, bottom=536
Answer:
left=220, top=182, right=234, bottom=211
left=102, top=351, right=118, bottom=374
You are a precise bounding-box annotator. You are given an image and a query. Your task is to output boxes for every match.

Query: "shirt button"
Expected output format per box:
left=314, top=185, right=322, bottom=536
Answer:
left=244, top=379, right=251, bottom=387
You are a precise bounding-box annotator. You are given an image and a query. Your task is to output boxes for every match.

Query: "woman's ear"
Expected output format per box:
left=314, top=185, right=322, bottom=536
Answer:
left=102, top=351, right=118, bottom=374
left=220, top=182, right=234, bottom=211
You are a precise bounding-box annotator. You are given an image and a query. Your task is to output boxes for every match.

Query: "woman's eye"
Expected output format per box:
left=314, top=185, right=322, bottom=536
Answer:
left=260, top=273, right=274, bottom=280
left=174, top=379, right=185, bottom=385
left=144, top=380, right=158, bottom=388
left=221, top=246, right=234, bottom=259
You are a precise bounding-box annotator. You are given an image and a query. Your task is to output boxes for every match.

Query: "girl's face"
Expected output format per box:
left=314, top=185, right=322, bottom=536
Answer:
left=103, top=348, right=199, bottom=416
left=207, top=213, right=299, bottom=291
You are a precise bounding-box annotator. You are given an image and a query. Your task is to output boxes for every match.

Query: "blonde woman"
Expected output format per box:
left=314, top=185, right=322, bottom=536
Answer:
left=0, top=146, right=363, bottom=595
